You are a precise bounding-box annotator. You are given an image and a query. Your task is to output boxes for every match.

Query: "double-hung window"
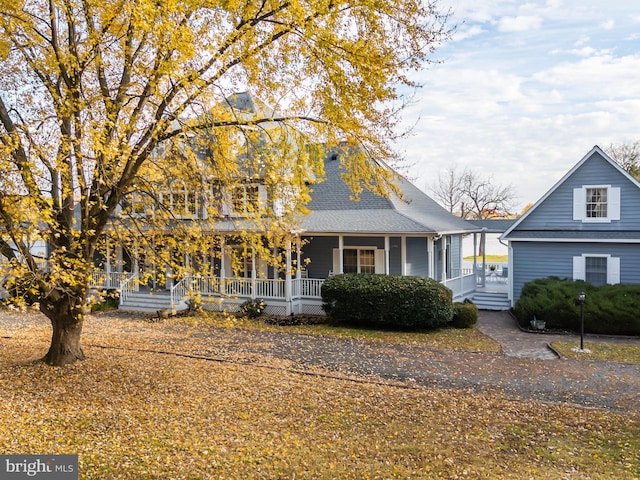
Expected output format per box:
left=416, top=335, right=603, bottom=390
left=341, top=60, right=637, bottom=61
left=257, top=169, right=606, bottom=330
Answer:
left=573, top=185, right=620, bottom=223
left=573, top=254, right=620, bottom=286
left=343, top=248, right=375, bottom=274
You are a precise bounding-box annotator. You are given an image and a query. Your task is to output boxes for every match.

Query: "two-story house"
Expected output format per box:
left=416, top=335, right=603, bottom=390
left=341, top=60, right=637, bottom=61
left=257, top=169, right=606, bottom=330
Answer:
left=501, top=145, right=640, bottom=306
left=94, top=93, right=482, bottom=315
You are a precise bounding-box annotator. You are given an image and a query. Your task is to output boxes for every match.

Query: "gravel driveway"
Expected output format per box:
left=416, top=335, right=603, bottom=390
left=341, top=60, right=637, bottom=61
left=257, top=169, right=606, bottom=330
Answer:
left=1, top=309, right=639, bottom=412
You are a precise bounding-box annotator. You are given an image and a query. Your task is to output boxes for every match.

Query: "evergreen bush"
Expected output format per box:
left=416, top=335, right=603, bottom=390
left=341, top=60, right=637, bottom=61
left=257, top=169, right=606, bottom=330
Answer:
left=321, top=274, right=453, bottom=329
left=514, top=277, right=640, bottom=335
left=452, top=302, right=478, bottom=328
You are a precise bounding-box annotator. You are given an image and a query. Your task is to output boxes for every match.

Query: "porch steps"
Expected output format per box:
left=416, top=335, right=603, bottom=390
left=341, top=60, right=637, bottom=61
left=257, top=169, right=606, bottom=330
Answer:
left=119, top=291, right=173, bottom=314
left=471, top=291, right=510, bottom=311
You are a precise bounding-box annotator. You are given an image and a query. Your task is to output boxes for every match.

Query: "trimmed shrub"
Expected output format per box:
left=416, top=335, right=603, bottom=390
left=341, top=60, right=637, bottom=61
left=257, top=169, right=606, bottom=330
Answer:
left=239, top=298, right=265, bottom=318
left=514, top=277, right=640, bottom=335
left=321, top=273, right=453, bottom=329
left=452, top=302, right=478, bottom=329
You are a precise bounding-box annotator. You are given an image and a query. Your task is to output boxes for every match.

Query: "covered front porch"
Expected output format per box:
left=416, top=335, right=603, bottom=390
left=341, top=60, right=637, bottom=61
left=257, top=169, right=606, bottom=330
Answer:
left=91, top=230, right=505, bottom=314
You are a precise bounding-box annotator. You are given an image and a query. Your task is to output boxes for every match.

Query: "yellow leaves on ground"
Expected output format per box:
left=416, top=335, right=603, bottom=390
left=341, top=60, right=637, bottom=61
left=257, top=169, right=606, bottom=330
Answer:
left=0, top=312, right=638, bottom=479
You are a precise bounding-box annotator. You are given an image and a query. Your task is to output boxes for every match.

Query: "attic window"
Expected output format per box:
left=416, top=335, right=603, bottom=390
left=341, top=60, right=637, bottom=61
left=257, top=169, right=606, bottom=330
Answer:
left=586, top=188, right=607, bottom=218
left=330, top=154, right=338, bottom=161
left=573, top=185, right=620, bottom=223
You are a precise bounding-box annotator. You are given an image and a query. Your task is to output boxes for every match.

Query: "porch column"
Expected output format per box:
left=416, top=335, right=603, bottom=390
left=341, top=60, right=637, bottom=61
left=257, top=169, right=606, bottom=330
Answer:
left=133, top=239, right=139, bottom=275
left=427, top=237, right=434, bottom=279
left=441, top=235, right=447, bottom=282
left=285, top=238, right=292, bottom=304
left=220, top=236, right=226, bottom=295
left=481, top=228, right=486, bottom=288
left=296, top=236, right=302, bottom=279
left=338, top=235, right=344, bottom=274
left=385, top=236, right=391, bottom=275
left=473, top=232, right=478, bottom=282
left=251, top=247, right=256, bottom=300
left=400, top=236, right=406, bottom=276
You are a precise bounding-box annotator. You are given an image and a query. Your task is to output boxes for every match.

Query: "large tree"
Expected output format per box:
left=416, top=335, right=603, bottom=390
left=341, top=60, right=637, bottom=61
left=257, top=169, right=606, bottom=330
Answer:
left=430, top=166, right=516, bottom=219
left=0, top=0, right=451, bottom=365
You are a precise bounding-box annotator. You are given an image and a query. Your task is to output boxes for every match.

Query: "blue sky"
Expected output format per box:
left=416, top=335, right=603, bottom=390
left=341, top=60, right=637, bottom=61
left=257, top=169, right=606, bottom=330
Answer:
left=399, top=0, right=640, bottom=211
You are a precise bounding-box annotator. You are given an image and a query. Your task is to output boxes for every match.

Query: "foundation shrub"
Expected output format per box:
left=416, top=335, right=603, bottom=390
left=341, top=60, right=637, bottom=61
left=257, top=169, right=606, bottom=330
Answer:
left=452, top=302, right=478, bottom=328
left=514, top=277, right=640, bottom=335
left=321, top=274, right=453, bottom=329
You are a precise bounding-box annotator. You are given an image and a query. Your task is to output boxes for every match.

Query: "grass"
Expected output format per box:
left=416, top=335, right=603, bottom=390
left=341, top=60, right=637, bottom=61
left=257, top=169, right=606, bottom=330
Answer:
left=175, top=312, right=502, bottom=353
left=1, top=312, right=639, bottom=479
left=551, top=340, right=640, bottom=363
left=463, top=254, right=508, bottom=263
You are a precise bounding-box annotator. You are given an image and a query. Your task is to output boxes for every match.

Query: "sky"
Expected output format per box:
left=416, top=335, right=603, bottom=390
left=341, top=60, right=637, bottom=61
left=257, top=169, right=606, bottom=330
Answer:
left=398, top=0, right=640, bottom=212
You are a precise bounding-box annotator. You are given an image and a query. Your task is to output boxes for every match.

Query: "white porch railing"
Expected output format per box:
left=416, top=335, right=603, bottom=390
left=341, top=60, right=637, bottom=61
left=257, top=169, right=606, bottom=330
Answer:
left=91, top=270, right=130, bottom=290
left=119, top=273, right=139, bottom=305
left=292, top=278, right=324, bottom=298
left=442, top=272, right=476, bottom=298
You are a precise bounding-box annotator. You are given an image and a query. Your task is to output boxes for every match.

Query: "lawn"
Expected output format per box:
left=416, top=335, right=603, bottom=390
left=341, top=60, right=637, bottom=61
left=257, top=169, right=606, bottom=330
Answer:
left=551, top=340, right=640, bottom=363
left=0, top=312, right=638, bottom=479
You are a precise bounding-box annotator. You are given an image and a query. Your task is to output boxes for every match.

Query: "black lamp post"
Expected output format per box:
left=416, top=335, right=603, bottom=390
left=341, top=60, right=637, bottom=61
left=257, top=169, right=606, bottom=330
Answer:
left=578, top=291, right=586, bottom=350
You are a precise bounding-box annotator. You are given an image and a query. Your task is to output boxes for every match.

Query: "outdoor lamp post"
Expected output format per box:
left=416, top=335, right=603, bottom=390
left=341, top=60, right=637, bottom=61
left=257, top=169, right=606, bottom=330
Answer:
left=578, top=291, right=586, bottom=350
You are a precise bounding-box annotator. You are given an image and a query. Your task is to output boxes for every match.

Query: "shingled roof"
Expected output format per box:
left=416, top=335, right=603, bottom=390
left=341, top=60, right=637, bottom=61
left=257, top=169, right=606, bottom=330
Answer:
left=302, top=153, right=479, bottom=235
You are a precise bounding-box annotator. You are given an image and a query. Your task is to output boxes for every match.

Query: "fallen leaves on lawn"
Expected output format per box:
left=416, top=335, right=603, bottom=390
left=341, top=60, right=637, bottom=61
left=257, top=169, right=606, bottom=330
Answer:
left=0, top=311, right=638, bottom=479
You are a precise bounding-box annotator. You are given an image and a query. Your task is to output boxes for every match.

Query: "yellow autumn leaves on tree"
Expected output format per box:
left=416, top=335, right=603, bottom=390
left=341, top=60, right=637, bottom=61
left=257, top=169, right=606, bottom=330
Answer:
left=0, top=0, right=452, bottom=364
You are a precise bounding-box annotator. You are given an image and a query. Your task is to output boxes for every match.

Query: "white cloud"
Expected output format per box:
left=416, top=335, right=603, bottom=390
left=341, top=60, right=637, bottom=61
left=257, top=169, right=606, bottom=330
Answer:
left=600, top=19, right=615, bottom=30
left=398, top=0, right=640, bottom=211
left=497, top=15, right=543, bottom=32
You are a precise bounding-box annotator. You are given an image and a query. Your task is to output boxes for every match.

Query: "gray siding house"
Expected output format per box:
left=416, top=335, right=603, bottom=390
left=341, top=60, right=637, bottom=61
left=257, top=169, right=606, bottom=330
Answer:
left=501, top=146, right=640, bottom=305
left=96, top=93, right=482, bottom=314
left=298, top=152, right=480, bottom=309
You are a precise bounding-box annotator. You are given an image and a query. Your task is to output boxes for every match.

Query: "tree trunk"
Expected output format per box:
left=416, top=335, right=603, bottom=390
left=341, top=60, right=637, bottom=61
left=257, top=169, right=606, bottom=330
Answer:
left=40, top=293, right=87, bottom=366
left=42, top=315, right=86, bottom=366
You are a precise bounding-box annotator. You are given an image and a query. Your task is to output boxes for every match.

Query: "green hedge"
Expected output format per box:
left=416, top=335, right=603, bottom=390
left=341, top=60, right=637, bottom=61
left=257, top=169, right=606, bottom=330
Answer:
left=321, top=273, right=453, bottom=329
left=514, top=277, right=640, bottom=335
left=452, top=302, right=478, bottom=329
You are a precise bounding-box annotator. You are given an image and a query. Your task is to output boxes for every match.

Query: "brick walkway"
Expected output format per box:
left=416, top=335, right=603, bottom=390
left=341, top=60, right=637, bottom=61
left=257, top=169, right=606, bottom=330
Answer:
left=477, top=310, right=640, bottom=360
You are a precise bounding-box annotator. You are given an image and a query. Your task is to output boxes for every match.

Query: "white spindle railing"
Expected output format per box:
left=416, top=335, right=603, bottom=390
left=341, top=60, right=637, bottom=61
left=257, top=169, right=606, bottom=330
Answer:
left=119, top=273, right=139, bottom=305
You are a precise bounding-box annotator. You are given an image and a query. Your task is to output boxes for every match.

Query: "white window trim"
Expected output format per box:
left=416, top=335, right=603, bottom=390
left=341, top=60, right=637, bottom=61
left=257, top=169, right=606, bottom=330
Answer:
left=572, top=254, right=620, bottom=285
left=573, top=185, right=620, bottom=223
left=169, top=181, right=198, bottom=219
left=333, top=247, right=385, bottom=274
left=227, top=184, right=267, bottom=217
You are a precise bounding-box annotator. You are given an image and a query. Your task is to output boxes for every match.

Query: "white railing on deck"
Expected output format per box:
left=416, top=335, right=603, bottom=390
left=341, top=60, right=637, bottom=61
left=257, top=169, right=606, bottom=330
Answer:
left=442, top=272, right=476, bottom=298
left=119, top=273, right=139, bottom=305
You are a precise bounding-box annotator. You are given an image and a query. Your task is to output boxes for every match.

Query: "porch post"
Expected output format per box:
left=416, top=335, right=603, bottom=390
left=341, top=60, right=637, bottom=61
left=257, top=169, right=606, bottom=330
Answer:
left=285, top=238, right=292, bottom=314
left=338, top=235, right=344, bottom=274
left=400, top=236, right=406, bottom=276
left=441, top=235, right=447, bottom=282
left=296, top=236, right=302, bottom=279
left=251, top=247, right=256, bottom=300
left=427, top=237, right=434, bottom=279
left=220, top=236, right=226, bottom=295
left=473, top=232, right=478, bottom=283
left=385, top=236, right=391, bottom=275
left=481, top=228, right=486, bottom=288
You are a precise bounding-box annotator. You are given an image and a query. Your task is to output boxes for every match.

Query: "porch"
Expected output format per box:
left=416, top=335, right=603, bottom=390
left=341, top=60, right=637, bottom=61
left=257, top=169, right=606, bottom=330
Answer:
left=92, top=269, right=482, bottom=315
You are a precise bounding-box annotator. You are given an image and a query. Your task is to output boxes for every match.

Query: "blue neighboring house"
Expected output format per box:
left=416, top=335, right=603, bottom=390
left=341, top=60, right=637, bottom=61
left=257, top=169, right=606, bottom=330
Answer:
left=501, top=145, right=640, bottom=306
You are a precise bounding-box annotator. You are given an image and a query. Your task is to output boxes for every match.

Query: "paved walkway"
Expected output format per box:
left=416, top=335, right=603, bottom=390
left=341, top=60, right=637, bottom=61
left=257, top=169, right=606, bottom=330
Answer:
left=477, top=310, right=640, bottom=360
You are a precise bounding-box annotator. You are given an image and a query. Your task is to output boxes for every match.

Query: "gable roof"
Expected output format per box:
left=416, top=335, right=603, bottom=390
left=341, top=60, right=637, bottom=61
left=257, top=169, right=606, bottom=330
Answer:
left=501, top=145, right=640, bottom=240
left=302, top=152, right=479, bottom=235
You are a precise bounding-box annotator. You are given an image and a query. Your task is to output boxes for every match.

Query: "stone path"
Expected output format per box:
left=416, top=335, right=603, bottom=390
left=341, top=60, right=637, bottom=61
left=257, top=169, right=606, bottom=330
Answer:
left=477, top=310, right=640, bottom=360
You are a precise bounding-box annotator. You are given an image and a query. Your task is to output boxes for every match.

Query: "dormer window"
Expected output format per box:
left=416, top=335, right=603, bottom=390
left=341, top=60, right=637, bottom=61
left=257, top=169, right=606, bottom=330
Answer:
left=573, top=185, right=620, bottom=223
left=586, top=188, right=607, bottom=218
